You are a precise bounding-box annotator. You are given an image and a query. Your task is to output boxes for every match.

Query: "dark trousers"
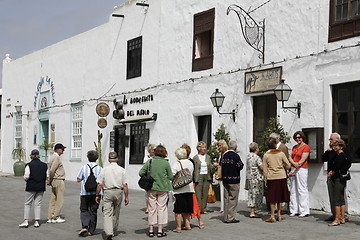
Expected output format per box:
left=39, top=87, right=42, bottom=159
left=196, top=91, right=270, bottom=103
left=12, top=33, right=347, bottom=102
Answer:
left=327, top=176, right=335, bottom=216
left=80, top=195, right=99, bottom=234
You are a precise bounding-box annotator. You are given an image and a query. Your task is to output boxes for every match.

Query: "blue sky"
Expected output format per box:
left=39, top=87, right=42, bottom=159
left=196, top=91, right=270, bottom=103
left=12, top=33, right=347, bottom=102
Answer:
left=0, top=0, right=127, bottom=87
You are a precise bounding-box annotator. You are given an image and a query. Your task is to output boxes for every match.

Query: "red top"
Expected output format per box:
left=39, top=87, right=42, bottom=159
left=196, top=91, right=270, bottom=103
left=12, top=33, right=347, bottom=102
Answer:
left=291, top=144, right=311, bottom=169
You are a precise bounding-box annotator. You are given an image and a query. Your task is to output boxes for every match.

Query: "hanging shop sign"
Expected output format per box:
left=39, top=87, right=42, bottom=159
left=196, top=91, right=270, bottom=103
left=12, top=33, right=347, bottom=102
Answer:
left=244, top=66, right=282, bottom=94
left=121, top=94, right=154, bottom=117
left=97, top=118, right=107, bottom=128
left=96, top=102, right=110, bottom=117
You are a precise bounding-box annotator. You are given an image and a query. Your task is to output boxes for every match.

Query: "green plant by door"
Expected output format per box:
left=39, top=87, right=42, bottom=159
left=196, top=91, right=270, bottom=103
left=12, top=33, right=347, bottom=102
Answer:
left=258, top=116, right=290, bottom=157
left=207, top=123, right=231, bottom=161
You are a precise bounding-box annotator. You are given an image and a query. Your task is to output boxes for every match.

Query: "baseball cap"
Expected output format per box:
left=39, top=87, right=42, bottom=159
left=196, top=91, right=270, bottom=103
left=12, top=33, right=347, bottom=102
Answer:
left=54, top=143, right=66, bottom=150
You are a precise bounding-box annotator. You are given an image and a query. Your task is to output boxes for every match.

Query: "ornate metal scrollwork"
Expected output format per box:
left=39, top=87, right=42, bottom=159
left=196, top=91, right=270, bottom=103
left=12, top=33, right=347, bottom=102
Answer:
left=227, top=4, right=265, bottom=63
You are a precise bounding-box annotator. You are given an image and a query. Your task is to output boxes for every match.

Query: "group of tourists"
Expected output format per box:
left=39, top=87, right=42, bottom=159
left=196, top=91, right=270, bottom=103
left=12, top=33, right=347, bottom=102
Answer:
left=139, top=140, right=244, bottom=238
left=245, top=131, right=352, bottom=226
left=18, top=143, right=128, bottom=240
left=18, top=130, right=352, bottom=239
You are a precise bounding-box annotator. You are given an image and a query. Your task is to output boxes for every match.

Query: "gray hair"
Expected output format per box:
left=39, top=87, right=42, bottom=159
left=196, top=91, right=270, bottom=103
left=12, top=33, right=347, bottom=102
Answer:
left=331, top=133, right=341, bottom=140
left=269, top=132, right=280, bottom=139
left=229, top=140, right=237, bottom=150
left=175, top=148, right=187, bottom=160
left=249, top=142, right=258, bottom=153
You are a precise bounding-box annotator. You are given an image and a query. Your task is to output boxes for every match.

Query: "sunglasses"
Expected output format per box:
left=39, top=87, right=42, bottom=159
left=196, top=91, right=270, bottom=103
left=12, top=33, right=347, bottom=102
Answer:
left=295, top=136, right=302, bottom=139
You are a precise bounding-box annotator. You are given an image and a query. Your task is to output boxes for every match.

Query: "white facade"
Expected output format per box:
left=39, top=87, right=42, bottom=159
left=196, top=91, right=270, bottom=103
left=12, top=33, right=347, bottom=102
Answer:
left=2, top=0, right=360, bottom=214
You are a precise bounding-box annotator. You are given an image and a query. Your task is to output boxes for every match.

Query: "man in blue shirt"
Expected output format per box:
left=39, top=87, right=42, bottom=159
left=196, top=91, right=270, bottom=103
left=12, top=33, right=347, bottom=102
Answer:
left=76, top=150, right=103, bottom=236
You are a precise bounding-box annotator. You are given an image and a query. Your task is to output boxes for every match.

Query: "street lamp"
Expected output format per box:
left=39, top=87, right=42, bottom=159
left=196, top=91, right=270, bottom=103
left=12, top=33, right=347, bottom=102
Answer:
left=14, top=101, right=29, bottom=117
left=274, top=80, right=301, bottom=118
left=210, top=89, right=236, bottom=122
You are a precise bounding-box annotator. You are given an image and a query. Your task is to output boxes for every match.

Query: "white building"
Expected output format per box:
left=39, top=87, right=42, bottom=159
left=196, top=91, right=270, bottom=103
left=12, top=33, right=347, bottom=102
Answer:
left=1, top=0, right=360, bottom=214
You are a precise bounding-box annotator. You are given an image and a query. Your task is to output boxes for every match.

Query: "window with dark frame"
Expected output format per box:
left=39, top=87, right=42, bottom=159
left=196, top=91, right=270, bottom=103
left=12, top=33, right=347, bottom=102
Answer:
left=192, top=8, right=215, bottom=72
left=127, top=36, right=142, bottom=79
left=332, top=81, right=360, bottom=163
left=329, top=0, right=360, bottom=42
left=129, top=123, right=149, bottom=164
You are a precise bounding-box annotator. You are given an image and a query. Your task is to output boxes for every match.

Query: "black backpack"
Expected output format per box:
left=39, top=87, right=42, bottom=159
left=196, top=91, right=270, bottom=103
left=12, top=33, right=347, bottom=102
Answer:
left=84, top=164, right=98, bottom=192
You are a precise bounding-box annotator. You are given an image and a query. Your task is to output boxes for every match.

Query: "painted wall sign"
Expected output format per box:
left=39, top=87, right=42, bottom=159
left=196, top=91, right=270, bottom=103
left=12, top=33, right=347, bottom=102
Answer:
left=244, top=66, right=282, bottom=94
left=34, top=76, right=56, bottom=108
left=123, top=94, right=154, bottom=105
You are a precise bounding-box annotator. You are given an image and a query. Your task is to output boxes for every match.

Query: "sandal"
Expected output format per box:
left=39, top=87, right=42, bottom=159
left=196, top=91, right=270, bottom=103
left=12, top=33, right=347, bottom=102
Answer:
left=265, top=217, right=276, bottom=223
left=328, top=221, right=340, bottom=226
left=148, top=232, right=155, bottom=237
left=172, top=228, right=181, bottom=233
left=181, top=226, right=191, bottom=230
left=157, top=232, right=167, bottom=237
left=276, top=216, right=282, bottom=222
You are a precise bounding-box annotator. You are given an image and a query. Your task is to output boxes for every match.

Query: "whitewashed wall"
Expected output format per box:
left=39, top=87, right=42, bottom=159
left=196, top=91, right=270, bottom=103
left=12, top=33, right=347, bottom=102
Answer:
left=1, top=0, right=360, bottom=213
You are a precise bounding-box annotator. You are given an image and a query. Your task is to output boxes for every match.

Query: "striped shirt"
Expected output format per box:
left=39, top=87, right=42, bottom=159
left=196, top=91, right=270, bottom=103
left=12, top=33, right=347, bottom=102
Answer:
left=77, top=162, right=102, bottom=196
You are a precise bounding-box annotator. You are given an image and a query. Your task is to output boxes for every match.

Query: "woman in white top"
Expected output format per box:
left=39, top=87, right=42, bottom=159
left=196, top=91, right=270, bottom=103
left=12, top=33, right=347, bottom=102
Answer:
left=172, top=148, right=195, bottom=233
left=193, top=141, right=215, bottom=214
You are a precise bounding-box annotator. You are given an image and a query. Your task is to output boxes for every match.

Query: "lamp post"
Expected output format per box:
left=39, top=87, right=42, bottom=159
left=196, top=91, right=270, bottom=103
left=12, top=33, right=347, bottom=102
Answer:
left=210, top=89, right=236, bottom=122
left=274, top=80, right=301, bottom=118
left=14, top=101, right=30, bottom=117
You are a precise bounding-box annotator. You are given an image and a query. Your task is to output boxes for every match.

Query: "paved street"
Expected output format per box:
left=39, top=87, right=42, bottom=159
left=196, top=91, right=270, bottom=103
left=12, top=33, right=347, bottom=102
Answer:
left=1, top=174, right=360, bottom=240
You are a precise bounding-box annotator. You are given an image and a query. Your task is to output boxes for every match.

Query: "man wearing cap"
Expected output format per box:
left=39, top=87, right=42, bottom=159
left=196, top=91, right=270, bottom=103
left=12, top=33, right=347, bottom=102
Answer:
left=19, top=149, right=48, bottom=228
left=96, top=152, right=129, bottom=240
left=47, top=143, right=66, bottom=223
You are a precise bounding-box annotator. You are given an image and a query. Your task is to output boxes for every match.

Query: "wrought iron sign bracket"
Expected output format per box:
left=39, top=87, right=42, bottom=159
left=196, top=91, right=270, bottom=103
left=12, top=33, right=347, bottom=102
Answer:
left=227, top=4, right=265, bottom=63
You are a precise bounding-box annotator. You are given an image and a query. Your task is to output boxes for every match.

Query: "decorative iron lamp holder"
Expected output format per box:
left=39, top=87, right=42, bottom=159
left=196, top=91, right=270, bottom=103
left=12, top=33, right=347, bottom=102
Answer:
left=210, top=89, right=236, bottom=122
left=274, top=80, right=301, bottom=118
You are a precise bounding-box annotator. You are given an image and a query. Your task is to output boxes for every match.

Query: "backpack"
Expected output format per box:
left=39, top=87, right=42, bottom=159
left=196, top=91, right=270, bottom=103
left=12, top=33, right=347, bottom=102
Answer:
left=84, top=164, right=98, bottom=192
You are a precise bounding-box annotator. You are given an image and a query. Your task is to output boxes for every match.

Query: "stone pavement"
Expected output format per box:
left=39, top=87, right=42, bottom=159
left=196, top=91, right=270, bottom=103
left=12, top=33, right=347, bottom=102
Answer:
left=1, top=174, right=360, bottom=240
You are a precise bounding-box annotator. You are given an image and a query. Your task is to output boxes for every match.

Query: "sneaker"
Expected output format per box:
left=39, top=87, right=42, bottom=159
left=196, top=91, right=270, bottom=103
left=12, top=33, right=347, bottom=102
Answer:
left=299, top=214, right=309, bottom=217
left=19, top=221, right=29, bottom=228
left=54, top=217, right=66, bottom=223
left=34, top=221, right=40, bottom=228
left=78, top=228, right=88, bottom=236
left=46, top=219, right=55, bottom=223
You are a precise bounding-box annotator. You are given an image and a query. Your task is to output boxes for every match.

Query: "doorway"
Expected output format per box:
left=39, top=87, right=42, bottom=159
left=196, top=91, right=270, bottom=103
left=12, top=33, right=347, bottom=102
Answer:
left=198, top=115, right=212, bottom=147
left=253, top=95, right=277, bottom=145
left=39, top=120, right=49, bottom=162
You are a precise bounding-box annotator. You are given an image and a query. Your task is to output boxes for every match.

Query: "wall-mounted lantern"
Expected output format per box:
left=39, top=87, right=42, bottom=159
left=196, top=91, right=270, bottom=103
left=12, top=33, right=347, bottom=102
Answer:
left=273, top=79, right=301, bottom=118
left=14, top=101, right=29, bottom=118
left=210, top=89, right=236, bottom=122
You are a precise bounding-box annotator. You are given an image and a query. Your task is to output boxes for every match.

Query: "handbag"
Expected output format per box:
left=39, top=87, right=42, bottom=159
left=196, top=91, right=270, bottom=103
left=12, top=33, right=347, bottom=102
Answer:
left=172, top=161, right=192, bottom=189
left=215, top=165, right=222, bottom=180
left=340, top=171, right=351, bottom=181
left=207, top=184, right=216, bottom=203
left=138, top=159, right=154, bottom=191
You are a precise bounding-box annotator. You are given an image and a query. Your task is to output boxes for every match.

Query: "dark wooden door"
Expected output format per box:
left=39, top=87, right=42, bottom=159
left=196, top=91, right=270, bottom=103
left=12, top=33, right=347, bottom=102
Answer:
left=114, top=125, right=126, bottom=168
left=253, top=94, right=277, bottom=145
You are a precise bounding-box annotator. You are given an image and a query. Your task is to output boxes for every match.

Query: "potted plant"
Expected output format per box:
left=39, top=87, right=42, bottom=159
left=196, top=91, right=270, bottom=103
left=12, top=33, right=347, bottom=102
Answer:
left=12, top=143, right=27, bottom=176
left=39, top=138, right=54, bottom=162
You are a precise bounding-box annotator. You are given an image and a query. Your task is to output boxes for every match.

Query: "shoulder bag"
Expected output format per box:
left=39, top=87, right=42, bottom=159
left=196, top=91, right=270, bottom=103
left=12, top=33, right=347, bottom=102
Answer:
left=138, top=159, right=154, bottom=191
left=340, top=171, right=351, bottom=181
left=172, top=161, right=192, bottom=189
